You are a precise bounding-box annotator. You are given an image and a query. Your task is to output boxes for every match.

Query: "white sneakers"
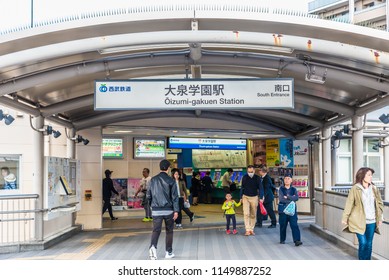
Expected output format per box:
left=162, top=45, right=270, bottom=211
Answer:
left=149, top=246, right=175, bottom=259
left=149, top=246, right=157, bottom=260
left=165, top=251, right=175, bottom=259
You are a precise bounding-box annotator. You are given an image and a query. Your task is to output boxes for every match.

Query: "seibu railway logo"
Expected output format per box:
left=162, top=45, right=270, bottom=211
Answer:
left=98, top=83, right=131, bottom=93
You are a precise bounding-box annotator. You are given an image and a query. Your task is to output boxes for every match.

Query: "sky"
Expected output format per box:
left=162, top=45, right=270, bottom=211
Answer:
left=0, top=0, right=310, bottom=31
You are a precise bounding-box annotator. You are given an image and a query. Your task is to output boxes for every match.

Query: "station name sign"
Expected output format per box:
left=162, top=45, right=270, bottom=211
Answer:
left=169, top=137, right=247, bottom=150
left=94, top=78, right=294, bottom=110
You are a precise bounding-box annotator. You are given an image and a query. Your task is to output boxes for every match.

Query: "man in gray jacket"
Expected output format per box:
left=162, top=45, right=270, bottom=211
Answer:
left=147, top=159, right=179, bottom=260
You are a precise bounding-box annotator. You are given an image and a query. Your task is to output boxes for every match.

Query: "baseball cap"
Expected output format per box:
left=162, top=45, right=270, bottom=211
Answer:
left=159, top=159, right=171, bottom=171
left=284, top=173, right=293, bottom=179
left=105, top=169, right=113, bottom=176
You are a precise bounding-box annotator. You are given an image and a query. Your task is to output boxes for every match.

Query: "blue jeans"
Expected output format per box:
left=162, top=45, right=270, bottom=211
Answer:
left=356, top=223, right=376, bottom=260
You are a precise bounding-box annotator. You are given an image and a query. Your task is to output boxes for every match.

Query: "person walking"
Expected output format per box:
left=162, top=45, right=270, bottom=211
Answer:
left=102, top=169, right=119, bottom=220
left=201, top=171, right=214, bottom=203
left=222, top=192, right=241, bottom=235
left=171, top=168, right=194, bottom=229
left=257, top=165, right=277, bottom=228
left=190, top=171, right=202, bottom=206
left=135, top=168, right=152, bottom=222
left=278, top=173, right=302, bottom=246
left=240, top=165, right=263, bottom=236
left=147, top=160, right=179, bottom=260
left=221, top=168, right=234, bottom=193
left=342, top=167, right=384, bottom=260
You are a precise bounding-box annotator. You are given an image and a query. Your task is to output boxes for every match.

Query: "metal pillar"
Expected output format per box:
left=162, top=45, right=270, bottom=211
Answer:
left=384, top=136, right=389, bottom=201
left=331, top=147, right=337, bottom=186
left=67, top=128, right=76, bottom=159
left=33, top=116, right=44, bottom=241
left=322, top=127, right=332, bottom=191
left=321, top=127, right=332, bottom=230
left=352, top=116, right=364, bottom=178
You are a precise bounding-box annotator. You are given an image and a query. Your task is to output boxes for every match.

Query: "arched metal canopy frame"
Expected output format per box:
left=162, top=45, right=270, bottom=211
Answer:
left=0, top=3, right=388, bottom=139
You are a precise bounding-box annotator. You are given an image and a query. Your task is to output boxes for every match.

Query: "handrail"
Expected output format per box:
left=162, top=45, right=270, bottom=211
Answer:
left=0, top=194, right=39, bottom=200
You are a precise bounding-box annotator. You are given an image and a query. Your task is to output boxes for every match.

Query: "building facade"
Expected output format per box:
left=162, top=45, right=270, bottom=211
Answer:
left=308, top=0, right=389, bottom=31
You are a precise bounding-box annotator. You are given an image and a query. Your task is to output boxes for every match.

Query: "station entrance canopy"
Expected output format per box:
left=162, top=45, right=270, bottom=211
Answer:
left=0, top=1, right=388, bottom=139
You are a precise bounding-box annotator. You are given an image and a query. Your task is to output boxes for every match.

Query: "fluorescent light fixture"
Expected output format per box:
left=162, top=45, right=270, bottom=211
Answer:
left=114, top=130, right=133, bottom=133
left=187, top=132, right=205, bottom=135
left=305, top=73, right=325, bottom=84
left=326, top=115, right=339, bottom=122
left=359, top=98, right=378, bottom=107
left=99, top=43, right=188, bottom=54
left=203, top=43, right=294, bottom=54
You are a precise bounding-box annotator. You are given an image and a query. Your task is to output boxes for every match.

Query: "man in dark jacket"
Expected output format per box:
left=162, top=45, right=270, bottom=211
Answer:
left=102, top=169, right=119, bottom=220
left=147, top=159, right=179, bottom=260
left=257, top=165, right=277, bottom=228
left=240, top=165, right=264, bottom=236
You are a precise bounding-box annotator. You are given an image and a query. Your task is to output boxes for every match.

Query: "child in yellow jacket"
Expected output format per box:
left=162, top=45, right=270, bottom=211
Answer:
left=222, top=192, right=242, bottom=234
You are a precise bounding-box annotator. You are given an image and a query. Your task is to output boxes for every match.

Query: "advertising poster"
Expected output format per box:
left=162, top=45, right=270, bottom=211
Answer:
left=279, top=138, right=294, bottom=168
left=252, top=139, right=266, bottom=166
left=127, top=178, right=143, bottom=209
left=266, top=139, right=280, bottom=167
left=111, top=178, right=128, bottom=210
left=293, top=140, right=309, bottom=198
left=102, top=138, right=123, bottom=158
left=192, top=149, right=247, bottom=168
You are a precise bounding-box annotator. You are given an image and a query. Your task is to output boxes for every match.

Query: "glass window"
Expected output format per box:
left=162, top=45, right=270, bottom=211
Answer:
left=0, top=155, right=20, bottom=190
left=367, top=156, right=381, bottom=181
left=337, top=156, right=352, bottom=184
left=338, top=139, right=351, bottom=153
left=367, top=139, right=380, bottom=153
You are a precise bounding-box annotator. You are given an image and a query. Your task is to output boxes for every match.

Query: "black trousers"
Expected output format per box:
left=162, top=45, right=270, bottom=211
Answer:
left=150, top=213, right=174, bottom=253
left=102, top=198, right=114, bottom=219
left=176, top=197, right=193, bottom=224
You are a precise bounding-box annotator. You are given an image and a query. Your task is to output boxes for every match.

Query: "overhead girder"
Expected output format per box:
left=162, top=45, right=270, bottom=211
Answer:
left=72, top=110, right=295, bottom=138
left=0, top=50, right=387, bottom=106
left=1, top=30, right=389, bottom=70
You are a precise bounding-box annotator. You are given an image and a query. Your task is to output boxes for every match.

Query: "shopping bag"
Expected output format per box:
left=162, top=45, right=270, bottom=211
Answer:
left=283, top=201, right=296, bottom=216
left=184, top=200, right=190, bottom=209
left=259, top=201, right=267, bottom=215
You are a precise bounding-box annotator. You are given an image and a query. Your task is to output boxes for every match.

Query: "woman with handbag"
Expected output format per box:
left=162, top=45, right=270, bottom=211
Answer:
left=278, top=173, right=302, bottom=246
left=342, top=167, right=383, bottom=260
left=172, top=168, right=194, bottom=229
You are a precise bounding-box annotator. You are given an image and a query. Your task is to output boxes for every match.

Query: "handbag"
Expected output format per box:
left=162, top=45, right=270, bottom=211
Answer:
left=184, top=200, right=190, bottom=209
left=259, top=201, right=267, bottom=215
left=283, top=201, right=296, bottom=216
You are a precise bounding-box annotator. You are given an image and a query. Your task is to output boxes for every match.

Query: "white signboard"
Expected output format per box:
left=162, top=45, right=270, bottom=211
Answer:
left=94, top=79, right=294, bottom=110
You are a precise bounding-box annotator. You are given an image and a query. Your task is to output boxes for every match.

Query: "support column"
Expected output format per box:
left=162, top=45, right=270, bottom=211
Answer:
left=352, top=116, right=364, bottom=177
left=67, top=128, right=76, bottom=159
left=349, top=0, right=355, bottom=23
left=321, top=127, right=332, bottom=230
left=384, top=136, right=389, bottom=201
left=322, top=127, right=332, bottom=191
left=331, top=148, right=337, bottom=186
left=33, top=116, right=44, bottom=241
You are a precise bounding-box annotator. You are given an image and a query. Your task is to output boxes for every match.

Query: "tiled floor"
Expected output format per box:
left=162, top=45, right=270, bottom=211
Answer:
left=0, top=204, right=354, bottom=260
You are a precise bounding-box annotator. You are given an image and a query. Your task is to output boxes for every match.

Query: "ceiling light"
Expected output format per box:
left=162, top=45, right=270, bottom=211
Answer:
left=98, top=43, right=188, bottom=54
left=203, top=43, right=294, bottom=54
left=187, top=132, right=204, bottom=135
left=358, top=98, right=377, bottom=107
left=114, top=130, right=133, bottom=133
